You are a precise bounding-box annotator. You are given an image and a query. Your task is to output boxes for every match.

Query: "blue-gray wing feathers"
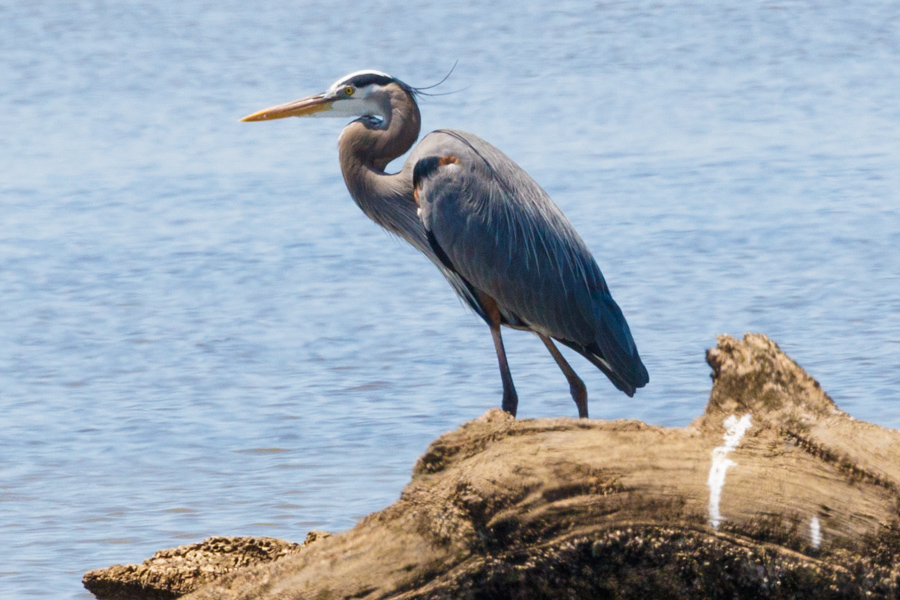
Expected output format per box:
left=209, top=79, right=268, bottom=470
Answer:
left=413, top=130, right=648, bottom=394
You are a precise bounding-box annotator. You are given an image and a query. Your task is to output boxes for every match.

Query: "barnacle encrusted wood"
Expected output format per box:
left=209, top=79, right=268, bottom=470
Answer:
left=85, top=334, right=900, bottom=600
left=82, top=535, right=316, bottom=600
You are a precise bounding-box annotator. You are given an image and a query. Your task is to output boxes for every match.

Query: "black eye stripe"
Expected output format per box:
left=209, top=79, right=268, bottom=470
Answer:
left=344, top=73, right=394, bottom=88
left=338, top=72, right=415, bottom=96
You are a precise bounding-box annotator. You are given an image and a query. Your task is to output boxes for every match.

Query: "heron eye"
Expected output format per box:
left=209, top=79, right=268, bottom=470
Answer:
left=344, top=86, right=354, bottom=96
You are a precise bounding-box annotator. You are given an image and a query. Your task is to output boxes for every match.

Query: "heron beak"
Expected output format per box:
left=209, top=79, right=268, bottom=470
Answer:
left=240, top=93, right=334, bottom=122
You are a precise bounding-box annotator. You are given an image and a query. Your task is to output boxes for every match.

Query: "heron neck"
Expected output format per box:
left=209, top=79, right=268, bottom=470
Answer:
left=337, top=95, right=424, bottom=245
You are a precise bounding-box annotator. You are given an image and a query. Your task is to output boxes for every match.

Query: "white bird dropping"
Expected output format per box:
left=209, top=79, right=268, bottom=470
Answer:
left=707, top=413, right=752, bottom=529
left=810, top=516, right=822, bottom=548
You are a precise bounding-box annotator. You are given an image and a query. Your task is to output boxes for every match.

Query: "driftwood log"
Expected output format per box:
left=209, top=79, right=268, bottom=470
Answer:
left=84, top=334, right=900, bottom=599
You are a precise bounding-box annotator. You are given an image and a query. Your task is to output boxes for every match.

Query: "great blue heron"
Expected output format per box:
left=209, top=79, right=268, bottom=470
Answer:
left=241, top=70, right=648, bottom=418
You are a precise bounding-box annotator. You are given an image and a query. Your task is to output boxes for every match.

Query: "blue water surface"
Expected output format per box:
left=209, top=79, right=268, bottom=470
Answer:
left=1, top=1, right=898, bottom=597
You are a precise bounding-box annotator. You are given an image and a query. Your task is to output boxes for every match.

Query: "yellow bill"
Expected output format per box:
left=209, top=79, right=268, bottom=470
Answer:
left=240, top=93, right=334, bottom=122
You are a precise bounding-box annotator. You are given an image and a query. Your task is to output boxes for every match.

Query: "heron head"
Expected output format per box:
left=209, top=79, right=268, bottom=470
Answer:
left=240, top=70, right=414, bottom=128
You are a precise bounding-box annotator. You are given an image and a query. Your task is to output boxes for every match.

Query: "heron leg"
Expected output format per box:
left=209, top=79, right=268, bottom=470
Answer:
left=539, top=335, right=588, bottom=418
left=478, top=293, right=518, bottom=416
left=490, top=322, right=518, bottom=417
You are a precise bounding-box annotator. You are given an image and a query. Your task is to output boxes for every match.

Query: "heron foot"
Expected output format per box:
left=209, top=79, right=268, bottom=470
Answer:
left=502, top=389, right=518, bottom=418
left=570, top=382, right=588, bottom=419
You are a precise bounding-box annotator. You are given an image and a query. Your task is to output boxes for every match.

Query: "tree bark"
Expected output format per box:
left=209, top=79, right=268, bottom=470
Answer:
left=84, top=334, right=900, bottom=599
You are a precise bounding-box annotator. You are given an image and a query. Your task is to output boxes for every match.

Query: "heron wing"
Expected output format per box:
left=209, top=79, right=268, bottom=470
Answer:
left=412, top=130, right=648, bottom=391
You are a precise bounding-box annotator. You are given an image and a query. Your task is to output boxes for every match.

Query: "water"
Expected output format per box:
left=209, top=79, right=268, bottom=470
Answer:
left=1, top=1, right=898, bottom=597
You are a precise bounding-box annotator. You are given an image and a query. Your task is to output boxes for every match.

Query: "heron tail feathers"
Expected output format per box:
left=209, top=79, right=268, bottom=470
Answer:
left=557, top=291, right=649, bottom=396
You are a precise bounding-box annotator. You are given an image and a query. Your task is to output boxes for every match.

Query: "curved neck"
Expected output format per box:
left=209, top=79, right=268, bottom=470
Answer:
left=339, top=89, right=421, bottom=172
left=337, top=87, right=423, bottom=242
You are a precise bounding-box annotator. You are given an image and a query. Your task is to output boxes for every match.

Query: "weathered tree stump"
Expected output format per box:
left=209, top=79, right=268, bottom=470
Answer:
left=84, top=334, right=900, bottom=599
